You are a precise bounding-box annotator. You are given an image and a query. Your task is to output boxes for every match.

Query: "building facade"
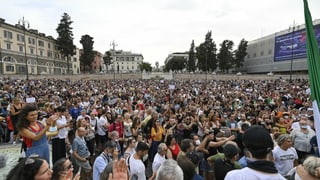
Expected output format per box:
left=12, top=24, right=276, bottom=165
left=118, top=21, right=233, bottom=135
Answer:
left=0, top=18, right=80, bottom=76
left=244, top=19, right=320, bottom=74
left=104, top=50, right=143, bottom=73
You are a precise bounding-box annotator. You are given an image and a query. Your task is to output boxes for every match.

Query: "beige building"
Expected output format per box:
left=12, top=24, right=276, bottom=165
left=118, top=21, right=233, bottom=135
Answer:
left=0, top=18, right=80, bottom=77
left=104, top=50, right=143, bottom=73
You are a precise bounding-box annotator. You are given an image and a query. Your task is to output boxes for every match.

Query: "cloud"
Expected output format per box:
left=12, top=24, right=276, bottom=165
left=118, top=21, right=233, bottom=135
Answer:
left=1, top=0, right=320, bottom=66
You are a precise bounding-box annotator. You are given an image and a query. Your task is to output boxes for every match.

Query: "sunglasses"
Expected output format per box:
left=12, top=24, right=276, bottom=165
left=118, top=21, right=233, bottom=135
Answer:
left=25, top=154, right=40, bottom=165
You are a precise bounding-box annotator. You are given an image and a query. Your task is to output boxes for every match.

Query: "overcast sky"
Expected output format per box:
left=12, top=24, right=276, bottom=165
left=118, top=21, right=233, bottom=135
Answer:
left=1, top=0, right=320, bottom=66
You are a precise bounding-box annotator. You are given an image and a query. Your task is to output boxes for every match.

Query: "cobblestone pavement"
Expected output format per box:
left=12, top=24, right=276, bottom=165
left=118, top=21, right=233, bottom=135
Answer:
left=0, top=143, right=22, bottom=180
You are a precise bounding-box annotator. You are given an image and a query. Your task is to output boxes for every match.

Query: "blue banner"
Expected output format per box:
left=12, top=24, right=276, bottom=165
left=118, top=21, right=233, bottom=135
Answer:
left=274, top=24, right=320, bottom=61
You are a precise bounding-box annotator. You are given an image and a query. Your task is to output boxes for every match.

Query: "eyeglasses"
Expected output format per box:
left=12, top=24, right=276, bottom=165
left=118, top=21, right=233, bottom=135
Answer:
left=64, top=163, right=73, bottom=171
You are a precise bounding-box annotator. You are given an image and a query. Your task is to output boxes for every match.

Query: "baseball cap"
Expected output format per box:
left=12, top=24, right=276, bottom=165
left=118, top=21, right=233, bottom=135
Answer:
left=243, top=125, right=274, bottom=158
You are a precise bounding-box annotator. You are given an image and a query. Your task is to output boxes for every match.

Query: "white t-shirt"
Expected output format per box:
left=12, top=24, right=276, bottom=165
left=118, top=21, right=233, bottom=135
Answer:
left=128, top=154, right=146, bottom=180
left=225, top=167, right=286, bottom=180
left=152, top=153, right=166, bottom=172
left=272, top=146, right=298, bottom=176
left=52, top=115, right=67, bottom=139
left=97, top=116, right=108, bottom=136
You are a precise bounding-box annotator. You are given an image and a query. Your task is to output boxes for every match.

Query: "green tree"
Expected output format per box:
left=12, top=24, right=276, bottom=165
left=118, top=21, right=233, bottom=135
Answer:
left=187, top=40, right=196, bottom=72
left=103, top=51, right=112, bottom=72
left=80, top=34, right=94, bottom=73
left=196, top=31, right=217, bottom=72
left=139, top=62, right=152, bottom=72
left=56, top=13, right=75, bottom=74
left=164, top=56, right=187, bottom=72
left=218, top=40, right=234, bottom=73
left=233, top=39, right=248, bottom=70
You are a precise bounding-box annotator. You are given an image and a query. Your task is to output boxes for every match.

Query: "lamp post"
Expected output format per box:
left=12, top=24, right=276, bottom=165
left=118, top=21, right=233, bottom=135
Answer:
left=18, top=17, right=30, bottom=80
left=289, top=21, right=296, bottom=83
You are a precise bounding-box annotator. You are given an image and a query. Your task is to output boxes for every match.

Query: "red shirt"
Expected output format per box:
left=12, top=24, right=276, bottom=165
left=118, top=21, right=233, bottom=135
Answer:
left=169, top=143, right=181, bottom=160
left=108, top=122, right=124, bottom=138
left=23, top=122, right=43, bottom=148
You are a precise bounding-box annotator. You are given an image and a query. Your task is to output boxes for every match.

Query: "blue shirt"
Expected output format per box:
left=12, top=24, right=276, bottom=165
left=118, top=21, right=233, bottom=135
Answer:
left=72, top=136, right=90, bottom=158
left=93, top=152, right=112, bottom=180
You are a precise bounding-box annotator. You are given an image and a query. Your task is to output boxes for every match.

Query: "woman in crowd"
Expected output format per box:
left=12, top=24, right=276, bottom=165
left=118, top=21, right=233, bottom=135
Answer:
left=288, top=156, right=320, bottom=180
left=123, top=138, right=136, bottom=160
left=51, top=106, right=69, bottom=164
left=52, top=157, right=80, bottom=180
left=151, top=119, right=164, bottom=160
left=9, top=98, right=23, bottom=145
left=131, top=116, right=141, bottom=139
left=16, top=104, right=57, bottom=163
left=166, top=134, right=180, bottom=160
left=123, top=112, right=133, bottom=139
left=6, top=155, right=53, bottom=180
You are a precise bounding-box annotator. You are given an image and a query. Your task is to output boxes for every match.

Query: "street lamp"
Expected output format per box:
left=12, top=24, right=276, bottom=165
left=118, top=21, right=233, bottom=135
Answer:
left=289, top=21, right=296, bottom=83
left=18, top=17, right=30, bottom=80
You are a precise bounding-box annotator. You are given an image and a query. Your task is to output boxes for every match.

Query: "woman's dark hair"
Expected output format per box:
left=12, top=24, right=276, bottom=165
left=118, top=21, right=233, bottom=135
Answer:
left=16, top=104, right=38, bottom=131
left=165, top=135, right=174, bottom=146
left=126, top=138, right=134, bottom=147
left=132, top=116, right=140, bottom=129
left=51, top=157, right=68, bottom=180
left=6, top=157, right=44, bottom=180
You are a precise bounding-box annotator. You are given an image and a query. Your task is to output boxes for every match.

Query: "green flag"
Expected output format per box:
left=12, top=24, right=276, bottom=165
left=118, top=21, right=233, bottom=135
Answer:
left=303, top=0, right=320, bottom=156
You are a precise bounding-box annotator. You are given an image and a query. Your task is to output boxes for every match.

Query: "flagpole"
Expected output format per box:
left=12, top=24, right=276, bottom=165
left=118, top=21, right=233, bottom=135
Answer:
left=303, top=0, right=320, bottom=157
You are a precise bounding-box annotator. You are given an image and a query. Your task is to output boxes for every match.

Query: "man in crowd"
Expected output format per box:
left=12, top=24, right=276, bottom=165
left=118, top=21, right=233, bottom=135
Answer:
left=225, top=125, right=285, bottom=180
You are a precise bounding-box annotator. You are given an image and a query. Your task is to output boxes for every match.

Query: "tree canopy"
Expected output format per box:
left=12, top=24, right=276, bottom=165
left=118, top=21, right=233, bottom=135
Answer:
left=196, top=31, right=217, bottom=72
left=187, top=40, right=196, bottom=72
left=234, top=39, right=248, bottom=70
left=218, top=40, right=234, bottom=73
left=56, top=12, right=75, bottom=74
left=139, top=62, right=152, bottom=72
left=164, top=56, right=187, bottom=72
left=80, top=34, right=95, bottom=73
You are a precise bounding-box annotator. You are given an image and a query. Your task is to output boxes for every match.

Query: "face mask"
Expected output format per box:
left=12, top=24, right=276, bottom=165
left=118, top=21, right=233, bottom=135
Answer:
left=108, top=153, right=112, bottom=157
left=142, top=154, right=148, bottom=161
left=195, top=140, right=201, bottom=146
left=284, top=116, right=289, bottom=119
left=301, top=125, right=308, bottom=129
left=115, top=139, right=119, bottom=142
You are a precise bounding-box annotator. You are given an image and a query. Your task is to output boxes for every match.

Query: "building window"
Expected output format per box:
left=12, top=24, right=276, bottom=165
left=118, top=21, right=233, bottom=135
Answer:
left=268, top=49, right=272, bottom=54
left=38, top=40, right=44, bottom=47
left=73, top=58, right=77, bottom=62
left=47, top=52, right=52, bottom=58
left=18, top=66, right=26, bottom=73
left=48, top=43, right=51, bottom=49
left=6, top=43, right=11, bottom=50
left=28, top=37, right=35, bottom=45
left=40, top=50, right=43, bottom=56
left=260, top=51, right=264, bottom=56
left=5, top=65, right=14, bottom=72
left=19, top=45, right=24, bottom=52
left=30, top=48, right=34, bottom=54
left=253, top=53, right=256, bottom=58
left=4, top=30, right=13, bottom=39
left=132, top=66, right=134, bottom=69
left=17, top=34, right=25, bottom=42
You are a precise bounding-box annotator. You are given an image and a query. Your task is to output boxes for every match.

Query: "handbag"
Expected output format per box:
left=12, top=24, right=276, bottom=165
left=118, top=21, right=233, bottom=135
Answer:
left=85, top=129, right=95, bottom=141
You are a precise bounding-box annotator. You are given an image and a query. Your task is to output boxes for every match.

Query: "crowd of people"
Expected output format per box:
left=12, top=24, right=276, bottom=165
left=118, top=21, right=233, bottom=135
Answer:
left=0, top=77, right=320, bottom=180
